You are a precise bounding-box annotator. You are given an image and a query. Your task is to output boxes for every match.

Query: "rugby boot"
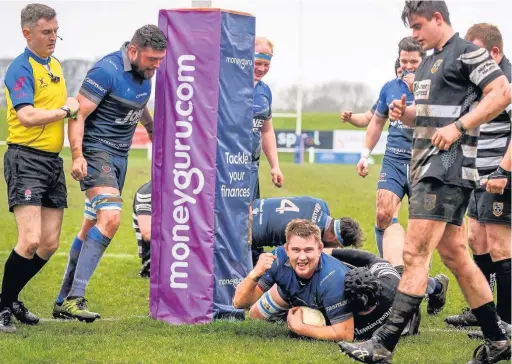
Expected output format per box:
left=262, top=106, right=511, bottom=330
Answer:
left=445, top=307, right=479, bottom=328
left=52, top=302, right=72, bottom=320
left=61, top=297, right=100, bottom=323
left=401, top=305, right=421, bottom=336
left=427, top=274, right=449, bottom=315
left=338, top=337, right=393, bottom=364
left=12, top=300, right=39, bottom=325
left=0, top=308, right=16, bottom=333
left=466, top=339, right=511, bottom=364
left=468, top=321, right=512, bottom=340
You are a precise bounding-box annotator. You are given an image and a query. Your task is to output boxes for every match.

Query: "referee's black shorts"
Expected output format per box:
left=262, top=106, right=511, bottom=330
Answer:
left=4, top=144, right=67, bottom=212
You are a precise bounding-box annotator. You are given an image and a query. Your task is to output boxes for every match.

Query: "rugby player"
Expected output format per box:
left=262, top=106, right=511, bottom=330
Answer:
left=330, top=248, right=420, bottom=340
left=251, top=37, right=283, bottom=201
left=249, top=196, right=363, bottom=264
left=52, top=25, right=167, bottom=322
left=355, top=37, right=449, bottom=315
left=234, top=219, right=355, bottom=341
left=339, top=2, right=511, bottom=363
left=446, top=23, right=511, bottom=336
left=0, top=4, right=79, bottom=333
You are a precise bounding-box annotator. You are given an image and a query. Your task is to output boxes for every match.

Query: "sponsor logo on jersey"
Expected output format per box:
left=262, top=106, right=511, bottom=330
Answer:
left=85, top=77, right=107, bottom=94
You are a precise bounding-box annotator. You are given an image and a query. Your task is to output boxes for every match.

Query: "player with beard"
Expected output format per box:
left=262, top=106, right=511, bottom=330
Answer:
left=52, top=25, right=167, bottom=322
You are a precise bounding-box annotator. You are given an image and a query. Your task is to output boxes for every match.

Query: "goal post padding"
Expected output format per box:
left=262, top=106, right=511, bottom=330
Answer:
left=151, top=8, right=255, bottom=324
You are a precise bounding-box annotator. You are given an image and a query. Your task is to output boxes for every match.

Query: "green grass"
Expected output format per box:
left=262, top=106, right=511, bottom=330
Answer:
left=0, top=143, right=483, bottom=364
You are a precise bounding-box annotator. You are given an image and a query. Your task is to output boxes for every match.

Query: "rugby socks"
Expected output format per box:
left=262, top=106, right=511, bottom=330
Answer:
left=16, top=253, right=48, bottom=301
left=374, top=226, right=385, bottom=257
left=474, top=253, right=495, bottom=292
left=426, top=277, right=442, bottom=295
left=374, top=291, right=424, bottom=352
left=69, top=226, right=111, bottom=298
left=472, top=301, right=508, bottom=341
left=0, top=250, right=46, bottom=309
left=375, top=218, right=398, bottom=258
left=56, top=236, right=83, bottom=305
left=494, top=258, right=511, bottom=324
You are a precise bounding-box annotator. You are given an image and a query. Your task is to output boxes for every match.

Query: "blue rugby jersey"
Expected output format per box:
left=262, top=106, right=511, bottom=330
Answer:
left=258, top=246, right=353, bottom=325
left=252, top=196, right=331, bottom=248
left=252, top=80, right=272, bottom=163
left=79, top=42, right=151, bottom=157
left=375, top=78, right=415, bottom=163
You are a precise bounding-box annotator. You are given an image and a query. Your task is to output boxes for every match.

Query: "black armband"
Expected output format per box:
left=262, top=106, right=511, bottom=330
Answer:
left=489, top=166, right=511, bottom=180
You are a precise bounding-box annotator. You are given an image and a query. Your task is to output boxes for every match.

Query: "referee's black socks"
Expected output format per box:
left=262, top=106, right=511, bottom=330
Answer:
left=0, top=250, right=47, bottom=310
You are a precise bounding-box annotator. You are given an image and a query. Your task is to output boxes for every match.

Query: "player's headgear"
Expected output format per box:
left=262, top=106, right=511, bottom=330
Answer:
left=344, top=267, right=382, bottom=312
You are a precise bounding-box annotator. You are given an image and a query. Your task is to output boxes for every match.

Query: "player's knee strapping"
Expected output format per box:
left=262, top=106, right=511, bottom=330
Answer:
left=91, top=194, right=123, bottom=212
left=84, top=198, right=97, bottom=220
left=257, top=291, right=288, bottom=320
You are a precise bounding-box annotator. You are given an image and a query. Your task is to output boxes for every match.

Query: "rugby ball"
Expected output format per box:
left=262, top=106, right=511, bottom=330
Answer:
left=299, top=306, right=326, bottom=327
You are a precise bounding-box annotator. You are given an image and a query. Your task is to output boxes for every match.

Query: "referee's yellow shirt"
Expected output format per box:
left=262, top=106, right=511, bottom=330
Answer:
left=4, top=48, right=67, bottom=153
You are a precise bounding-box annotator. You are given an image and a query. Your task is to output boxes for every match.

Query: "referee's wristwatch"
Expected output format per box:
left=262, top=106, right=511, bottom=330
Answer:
left=454, top=119, right=467, bottom=134
left=61, top=106, right=71, bottom=118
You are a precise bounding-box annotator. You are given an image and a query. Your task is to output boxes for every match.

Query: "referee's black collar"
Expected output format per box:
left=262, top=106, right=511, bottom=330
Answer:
left=120, top=42, right=132, bottom=72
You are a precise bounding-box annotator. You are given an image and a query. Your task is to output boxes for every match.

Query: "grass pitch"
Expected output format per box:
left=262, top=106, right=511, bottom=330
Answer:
left=0, top=141, right=487, bottom=364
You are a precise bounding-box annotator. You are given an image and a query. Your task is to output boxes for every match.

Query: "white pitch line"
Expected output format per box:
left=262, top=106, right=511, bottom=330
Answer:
left=40, top=315, right=148, bottom=322
left=0, top=251, right=137, bottom=259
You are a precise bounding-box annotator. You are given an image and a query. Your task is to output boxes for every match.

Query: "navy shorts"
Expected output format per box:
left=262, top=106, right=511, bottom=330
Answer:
left=249, top=162, right=260, bottom=202
left=79, top=149, right=128, bottom=193
left=467, top=188, right=511, bottom=226
left=377, top=158, right=411, bottom=200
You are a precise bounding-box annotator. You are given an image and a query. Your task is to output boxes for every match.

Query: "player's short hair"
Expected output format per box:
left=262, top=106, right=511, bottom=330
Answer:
left=131, top=25, right=168, bottom=51
left=338, top=217, right=364, bottom=248
left=465, top=23, right=503, bottom=55
left=398, top=36, right=426, bottom=58
left=285, top=219, right=322, bottom=246
left=395, top=57, right=401, bottom=76
left=256, top=36, right=274, bottom=54
left=401, top=1, right=451, bottom=27
left=21, top=3, right=57, bottom=28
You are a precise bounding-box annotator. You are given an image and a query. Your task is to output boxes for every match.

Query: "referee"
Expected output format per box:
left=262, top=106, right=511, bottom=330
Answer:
left=0, top=4, right=78, bottom=333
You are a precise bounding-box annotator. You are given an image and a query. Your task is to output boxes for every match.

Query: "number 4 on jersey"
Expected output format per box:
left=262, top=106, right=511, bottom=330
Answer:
left=275, top=199, right=300, bottom=214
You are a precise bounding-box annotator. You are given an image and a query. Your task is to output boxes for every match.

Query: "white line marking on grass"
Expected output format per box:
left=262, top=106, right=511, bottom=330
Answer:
left=0, top=251, right=137, bottom=259
left=40, top=315, right=149, bottom=322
